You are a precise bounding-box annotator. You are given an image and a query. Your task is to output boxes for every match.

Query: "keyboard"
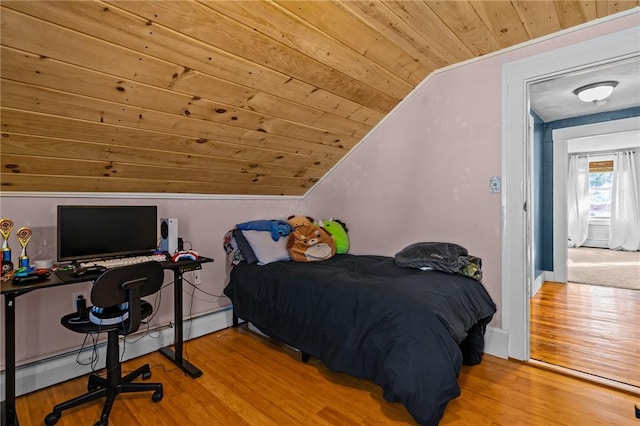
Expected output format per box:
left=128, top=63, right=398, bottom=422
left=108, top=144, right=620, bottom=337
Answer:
left=79, top=253, right=167, bottom=269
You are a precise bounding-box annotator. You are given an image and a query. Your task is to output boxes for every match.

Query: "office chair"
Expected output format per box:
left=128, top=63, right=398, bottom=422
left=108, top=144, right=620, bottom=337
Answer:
left=45, top=262, right=164, bottom=426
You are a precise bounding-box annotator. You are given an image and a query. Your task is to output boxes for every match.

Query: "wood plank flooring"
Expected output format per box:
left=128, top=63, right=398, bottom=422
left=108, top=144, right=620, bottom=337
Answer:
left=17, top=325, right=640, bottom=425
left=530, top=282, right=640, bottom=388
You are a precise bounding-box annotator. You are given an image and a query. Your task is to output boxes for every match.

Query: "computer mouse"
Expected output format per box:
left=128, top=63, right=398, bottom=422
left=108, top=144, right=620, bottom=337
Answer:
left=74, top=265, right=107, bottom=277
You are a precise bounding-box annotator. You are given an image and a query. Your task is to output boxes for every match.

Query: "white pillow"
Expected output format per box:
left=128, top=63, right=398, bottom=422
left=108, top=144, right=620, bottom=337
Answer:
left=241, top=230, right=290, bottom=265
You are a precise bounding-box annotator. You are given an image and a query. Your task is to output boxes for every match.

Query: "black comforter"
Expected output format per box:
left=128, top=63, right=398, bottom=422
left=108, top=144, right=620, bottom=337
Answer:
left=224, top=254, right=496, bottom=425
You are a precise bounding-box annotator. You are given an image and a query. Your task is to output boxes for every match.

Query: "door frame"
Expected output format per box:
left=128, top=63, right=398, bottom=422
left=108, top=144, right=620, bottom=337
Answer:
left=552, top=117, right=640, bottom=283
left=502, top=25, right=640, bottom=360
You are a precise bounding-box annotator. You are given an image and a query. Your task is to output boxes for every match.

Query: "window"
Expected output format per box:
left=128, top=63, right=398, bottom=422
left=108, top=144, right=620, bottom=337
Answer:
left=588, top=158, right=614, bottom=219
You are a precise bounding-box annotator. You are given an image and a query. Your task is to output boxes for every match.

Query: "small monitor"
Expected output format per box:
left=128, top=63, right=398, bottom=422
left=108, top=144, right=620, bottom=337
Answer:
left=57, top=205, right=158, bottom=263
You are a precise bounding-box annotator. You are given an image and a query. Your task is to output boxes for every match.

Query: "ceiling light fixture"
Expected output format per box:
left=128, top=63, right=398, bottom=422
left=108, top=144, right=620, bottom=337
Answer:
left=573, top=80, right=619, bottom=103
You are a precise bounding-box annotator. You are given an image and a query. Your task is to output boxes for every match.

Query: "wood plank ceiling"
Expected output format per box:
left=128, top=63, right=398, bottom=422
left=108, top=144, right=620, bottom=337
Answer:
left=1, top=1, right=638, bottom=195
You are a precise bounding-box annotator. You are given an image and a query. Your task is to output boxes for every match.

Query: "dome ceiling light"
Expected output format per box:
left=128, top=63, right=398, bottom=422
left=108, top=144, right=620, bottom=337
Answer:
left=573, top=81, right=619, bottom=104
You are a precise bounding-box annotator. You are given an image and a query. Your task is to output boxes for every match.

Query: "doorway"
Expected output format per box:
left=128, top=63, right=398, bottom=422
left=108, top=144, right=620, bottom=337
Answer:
left=551, top=117, right=640, bottom=284
left=503, top=24, right=639, bottom=362
left=528, top=114, right=640, bottom=387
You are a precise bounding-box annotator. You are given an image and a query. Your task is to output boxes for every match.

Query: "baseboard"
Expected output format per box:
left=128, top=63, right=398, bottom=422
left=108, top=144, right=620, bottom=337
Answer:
left=484, top=326, right=508, bottom=359
left=3, top=309, right=506, bottom=400
left=531, top=273, right=544, bottom=297
left=583, top=239, right=608, bottom=248
left=0, top=306, right=234, bottom=399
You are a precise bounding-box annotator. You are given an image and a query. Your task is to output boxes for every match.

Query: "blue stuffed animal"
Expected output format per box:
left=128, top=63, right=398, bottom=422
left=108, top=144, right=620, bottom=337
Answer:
left=236, top=219, right=293, bottom=241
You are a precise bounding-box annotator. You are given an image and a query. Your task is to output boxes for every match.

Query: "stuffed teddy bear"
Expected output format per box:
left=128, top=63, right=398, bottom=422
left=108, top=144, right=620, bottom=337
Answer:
left=318, top=218, right=349, bottom=254
left=287, top=215, right=314, bottom=229
left=287, top=224, right=336, bottom=262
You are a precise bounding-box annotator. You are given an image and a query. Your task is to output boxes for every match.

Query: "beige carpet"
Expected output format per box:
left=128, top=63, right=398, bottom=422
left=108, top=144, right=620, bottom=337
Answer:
left=567, top=247, right=640, bottom=290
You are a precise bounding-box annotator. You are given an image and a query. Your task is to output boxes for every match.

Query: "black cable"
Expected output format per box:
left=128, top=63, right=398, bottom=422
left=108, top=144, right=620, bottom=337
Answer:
left=125, top=290, right=163, bottom=344
left=182, top=275, right=197, bottom=364
left=75, top=332, right=99, bottom=368
left=182, top=276, right=227, bottom=298
left=75, top=277, right=175, bottom=380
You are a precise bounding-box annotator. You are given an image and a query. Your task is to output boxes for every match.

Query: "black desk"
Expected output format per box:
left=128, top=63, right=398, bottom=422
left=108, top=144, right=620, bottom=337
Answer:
left=0, top=256, right=213, bottom=426
left=156, top=257, right=213, bottom=378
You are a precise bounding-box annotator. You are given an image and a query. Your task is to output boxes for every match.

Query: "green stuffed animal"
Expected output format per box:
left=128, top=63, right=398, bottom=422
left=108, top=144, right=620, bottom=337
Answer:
left=318, top=218, right=349, bottom=254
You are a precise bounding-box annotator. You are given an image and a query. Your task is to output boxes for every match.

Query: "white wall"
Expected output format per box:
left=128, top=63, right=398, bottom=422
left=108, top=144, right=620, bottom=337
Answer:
left=305, top=10, right=640, bottom=333
left=0, top=194, right=301, bottom=369
left=304, top=58, right=503, bottom=323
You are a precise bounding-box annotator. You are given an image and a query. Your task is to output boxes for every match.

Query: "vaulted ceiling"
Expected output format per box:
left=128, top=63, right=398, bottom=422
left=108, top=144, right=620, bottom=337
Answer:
left=2, top=1, right=638, bottom=195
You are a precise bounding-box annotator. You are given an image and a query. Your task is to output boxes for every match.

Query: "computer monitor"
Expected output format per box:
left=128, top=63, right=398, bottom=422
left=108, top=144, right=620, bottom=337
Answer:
left=57, top=205, right=158, bottom=263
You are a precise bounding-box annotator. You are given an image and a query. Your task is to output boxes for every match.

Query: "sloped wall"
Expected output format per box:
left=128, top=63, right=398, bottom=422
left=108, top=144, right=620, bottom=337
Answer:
left=304, top=10, right=640, bottom=330
left=303, top=58, right=503, bottom=322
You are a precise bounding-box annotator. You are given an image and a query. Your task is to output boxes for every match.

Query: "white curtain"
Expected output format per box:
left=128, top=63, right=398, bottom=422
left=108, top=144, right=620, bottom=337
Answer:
left=608, top=150, right=640, bottom=251
left=567, top=154, right=590, bottom=248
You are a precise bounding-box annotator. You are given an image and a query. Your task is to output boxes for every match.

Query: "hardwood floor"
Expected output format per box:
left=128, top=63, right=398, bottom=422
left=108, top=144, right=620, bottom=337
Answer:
left=18, top=325, right=640, bottom=425
left=530, top=281, right=640, bottom=388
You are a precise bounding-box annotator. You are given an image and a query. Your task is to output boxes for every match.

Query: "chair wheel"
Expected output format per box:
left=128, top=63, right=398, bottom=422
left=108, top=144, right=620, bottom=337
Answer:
left=142, top=370, right=151, bottom=380
left=44, top=412, right=60, bottom=425
left=152, top=390, right=163, bottom=402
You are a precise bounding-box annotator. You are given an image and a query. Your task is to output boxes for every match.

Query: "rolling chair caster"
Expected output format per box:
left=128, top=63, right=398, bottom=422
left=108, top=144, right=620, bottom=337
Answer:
left=44, top=411, right=60, bottom=425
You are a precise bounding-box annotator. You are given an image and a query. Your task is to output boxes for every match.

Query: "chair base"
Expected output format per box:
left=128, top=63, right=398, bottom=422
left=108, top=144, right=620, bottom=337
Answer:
left=44, top=363, right=162, bottom=426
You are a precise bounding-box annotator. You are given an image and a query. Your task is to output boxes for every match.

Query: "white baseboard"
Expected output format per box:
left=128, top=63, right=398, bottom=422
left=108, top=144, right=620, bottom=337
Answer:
left=540, top=269, right=561, bottom=285
left=484, top=326, right=508, bottom=359
left=583, top=239, right=608, bottom=248
left=0, top=307, right=234, bottom=399
left=2, top=309, right=507, bottom=400
left=531, top=273, right=544, bottom=297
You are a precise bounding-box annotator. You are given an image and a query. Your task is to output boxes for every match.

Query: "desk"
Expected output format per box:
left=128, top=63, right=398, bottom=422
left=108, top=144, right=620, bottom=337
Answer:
left=157, top=257, right=213, bottom=378
left=1, top=256, right=213, bottom=426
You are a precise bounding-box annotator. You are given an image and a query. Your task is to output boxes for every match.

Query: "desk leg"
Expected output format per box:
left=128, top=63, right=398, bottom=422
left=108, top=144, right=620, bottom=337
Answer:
left=2, top=293, right=19, bottom=426
left=159, top=270, right=202, bottom=378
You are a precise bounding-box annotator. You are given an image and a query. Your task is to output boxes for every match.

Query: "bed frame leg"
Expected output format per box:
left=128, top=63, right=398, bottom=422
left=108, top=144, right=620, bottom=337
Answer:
left=232, top=312, right=239, bottom=327
left=301, top=352, right=310, bottom=363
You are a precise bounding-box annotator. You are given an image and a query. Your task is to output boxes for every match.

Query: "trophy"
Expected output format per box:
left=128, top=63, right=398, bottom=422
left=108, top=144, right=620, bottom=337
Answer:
left=16, top=227, right=32, bottom=268
left=0, top=218, right=14, bottom=275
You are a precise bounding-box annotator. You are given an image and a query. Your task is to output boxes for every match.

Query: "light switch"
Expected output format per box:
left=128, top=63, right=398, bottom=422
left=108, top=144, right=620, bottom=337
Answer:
left=489, top=176, right=501, bottom=193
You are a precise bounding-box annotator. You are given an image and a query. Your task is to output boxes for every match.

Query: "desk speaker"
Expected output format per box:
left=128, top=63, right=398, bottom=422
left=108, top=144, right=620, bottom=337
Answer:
left=160, top=218, right=178, bottom=255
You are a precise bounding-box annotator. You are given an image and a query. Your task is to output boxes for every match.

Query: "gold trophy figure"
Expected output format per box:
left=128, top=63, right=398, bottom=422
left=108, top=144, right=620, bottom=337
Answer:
left=0, top=218, right=13, bottom=251
left=1, top=218, right=14, bottom=275
left=16, top=227, right=32, bottom=268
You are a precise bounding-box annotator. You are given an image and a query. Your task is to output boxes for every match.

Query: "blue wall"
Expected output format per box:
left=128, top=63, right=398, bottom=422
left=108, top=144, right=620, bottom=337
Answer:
left=532, top=111, right=544, bottom=278
left=537, top=106, right=640, bottom=272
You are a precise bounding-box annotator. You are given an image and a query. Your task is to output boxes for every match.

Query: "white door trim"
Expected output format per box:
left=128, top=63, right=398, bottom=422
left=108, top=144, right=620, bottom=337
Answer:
left=502, top=26, right=640, bottom=361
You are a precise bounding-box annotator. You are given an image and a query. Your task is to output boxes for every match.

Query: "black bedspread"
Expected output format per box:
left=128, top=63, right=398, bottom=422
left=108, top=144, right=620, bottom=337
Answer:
left=224, top=254, right=496, bottom=425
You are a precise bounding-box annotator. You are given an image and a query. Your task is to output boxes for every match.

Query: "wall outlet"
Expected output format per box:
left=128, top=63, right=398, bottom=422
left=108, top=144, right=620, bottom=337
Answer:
left=72, top=290, right=89, bottom=311
left=193, top=270, right=202, bottom=285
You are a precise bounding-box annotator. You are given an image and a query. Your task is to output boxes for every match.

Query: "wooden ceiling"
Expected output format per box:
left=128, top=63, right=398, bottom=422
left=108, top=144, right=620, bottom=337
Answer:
left=1, top=1, right=638, bottom=196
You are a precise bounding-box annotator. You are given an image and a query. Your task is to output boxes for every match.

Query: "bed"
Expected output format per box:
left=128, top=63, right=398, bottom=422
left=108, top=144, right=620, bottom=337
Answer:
left=223, top=251, right=496, bottom=426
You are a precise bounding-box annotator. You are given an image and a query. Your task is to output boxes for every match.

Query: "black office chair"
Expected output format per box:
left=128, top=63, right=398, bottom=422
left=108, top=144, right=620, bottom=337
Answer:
left=45, top=262, right=164, bottom=426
